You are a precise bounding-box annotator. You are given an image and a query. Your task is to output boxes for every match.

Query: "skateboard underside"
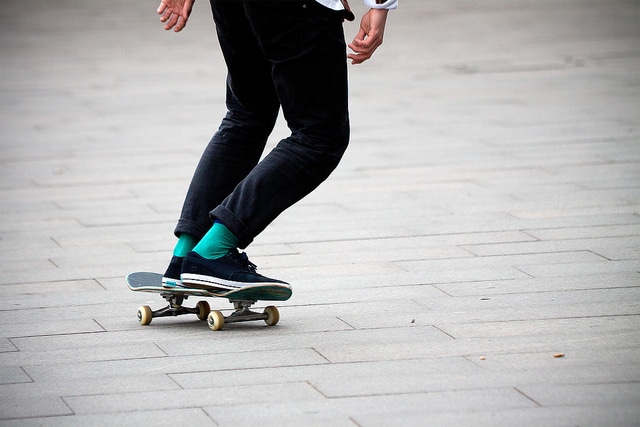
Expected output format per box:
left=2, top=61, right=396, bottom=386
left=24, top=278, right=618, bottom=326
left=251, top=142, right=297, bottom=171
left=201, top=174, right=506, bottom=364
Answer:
left=126, top=272, right=286, bottom=331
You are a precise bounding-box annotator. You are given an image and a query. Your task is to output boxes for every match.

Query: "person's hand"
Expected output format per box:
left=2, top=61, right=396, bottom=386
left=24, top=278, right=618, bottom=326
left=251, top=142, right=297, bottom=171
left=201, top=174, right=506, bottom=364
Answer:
left=157, top=0, right=195, bottom=32
left=347, top=8, right=389, bottom=64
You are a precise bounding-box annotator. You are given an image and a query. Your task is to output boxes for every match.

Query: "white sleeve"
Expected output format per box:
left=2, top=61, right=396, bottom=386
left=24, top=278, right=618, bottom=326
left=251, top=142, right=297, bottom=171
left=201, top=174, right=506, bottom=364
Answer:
left=363, top=0, right=398, bottom=9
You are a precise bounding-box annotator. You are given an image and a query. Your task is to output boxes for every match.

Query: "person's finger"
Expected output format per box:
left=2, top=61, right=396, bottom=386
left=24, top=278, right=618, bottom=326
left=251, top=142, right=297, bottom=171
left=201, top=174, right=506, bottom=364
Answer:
left=164, top=12, right=180, bottom=30
left=159, top=8, right=172, bottom=23
left=348, top=39, right=367, bottom=52
left=349, top=27, right=367, bottom=48
left=174, top=16, right=188, bottom=32
left=351, top=53, right=371, bottom=64
left=347, top=48, right=372, bottom=64
left=349, top=38, right=374, bottom=55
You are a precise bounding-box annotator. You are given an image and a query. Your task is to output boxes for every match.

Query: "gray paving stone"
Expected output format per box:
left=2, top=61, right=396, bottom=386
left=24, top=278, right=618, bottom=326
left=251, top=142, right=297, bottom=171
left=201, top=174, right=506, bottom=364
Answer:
left=22, top=348, right=329, bottom=383
left=437, top=314, right=639, bottom=339
left=435, top=272, right=640, bottom=296
left=0, top=185, right=135, bottom=205
left=2, top=323, right=108, bottom=343
left=4, top=290, right=130, bottom=312
left=466, top=347, right=639, bottom=372
left=353, top=405, right=640, bottom=427
left=313, top=332, right=640, bottom=366
left=167, top=350, right=640, bottom=396
left=0, top=342, right=167, bottom=367
left=202, top=389, right=535, bottom=425
left=421, top=287, right=639, bottom=311
left=0, top=374, right=180, bottom=401
left=524, top=224, right=640, bottom=241
left=516, top=259, right=639, bottom=278
left=65, top=382, right=323, bottom=415
left=0, top=396, right=72, bottom=420
left=460, top=235, right=640, bottom=258
left=162, top=325, right=450, bottom=358
left=307, top=358, right=482, bottom=397
left=0, top=366, right=32, bottom=385
left=2, top=279, right=105, bottom=296
left=518, top=382, right=640, bottom=408
left=0, top=338, right=18, bottom=353
left=336, top=301, right=639, bottom=332
left=1, top=408, right=217, bottom=427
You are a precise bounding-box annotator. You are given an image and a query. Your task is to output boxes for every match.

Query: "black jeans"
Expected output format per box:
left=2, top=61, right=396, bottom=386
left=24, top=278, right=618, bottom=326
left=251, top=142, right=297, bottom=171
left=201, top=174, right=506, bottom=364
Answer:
left=175, top=0, right=350, bottom=249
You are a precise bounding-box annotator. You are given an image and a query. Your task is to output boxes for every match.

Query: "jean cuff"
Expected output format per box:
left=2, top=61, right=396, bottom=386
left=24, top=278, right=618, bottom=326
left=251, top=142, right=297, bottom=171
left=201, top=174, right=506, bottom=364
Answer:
left=211, top=205, right=254, bottom=249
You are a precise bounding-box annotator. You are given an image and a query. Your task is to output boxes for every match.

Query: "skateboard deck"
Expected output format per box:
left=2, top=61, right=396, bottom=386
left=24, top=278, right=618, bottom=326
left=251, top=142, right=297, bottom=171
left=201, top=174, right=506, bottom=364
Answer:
left=126, top=272, right=291, bottom=330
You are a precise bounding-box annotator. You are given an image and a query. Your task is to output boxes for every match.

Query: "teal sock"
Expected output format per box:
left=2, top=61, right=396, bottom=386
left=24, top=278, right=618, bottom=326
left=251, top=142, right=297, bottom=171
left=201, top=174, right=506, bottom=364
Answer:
left=192, top=221, right=239, bottom=260
left=172, top=233, right=198, bottom=258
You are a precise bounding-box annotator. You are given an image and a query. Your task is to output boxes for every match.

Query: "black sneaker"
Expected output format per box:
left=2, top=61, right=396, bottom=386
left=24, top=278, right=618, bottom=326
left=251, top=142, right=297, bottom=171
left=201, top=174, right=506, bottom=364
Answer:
left=180, top=250, right=290, bottom=292
left=162, top=256, right=183, bottom=288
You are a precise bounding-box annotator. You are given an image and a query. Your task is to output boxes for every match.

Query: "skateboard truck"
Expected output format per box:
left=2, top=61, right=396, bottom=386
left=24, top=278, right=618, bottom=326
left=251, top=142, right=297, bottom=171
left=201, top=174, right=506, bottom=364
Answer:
left=137, top=292, right=210, bottom=325
left=207, top=300, right=279, bottom=331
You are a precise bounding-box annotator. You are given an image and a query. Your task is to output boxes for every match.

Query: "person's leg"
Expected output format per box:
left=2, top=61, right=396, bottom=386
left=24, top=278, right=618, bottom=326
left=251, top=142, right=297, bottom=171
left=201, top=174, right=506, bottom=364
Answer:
left=180, top=1, right=349, bottom=290
left=163, top=0, right=279, bottom=286
left=211, top=0, right=350, bottom=249
left=161, top=233, right=198, bottom=287
left=174, top=1, right=280, bottom=241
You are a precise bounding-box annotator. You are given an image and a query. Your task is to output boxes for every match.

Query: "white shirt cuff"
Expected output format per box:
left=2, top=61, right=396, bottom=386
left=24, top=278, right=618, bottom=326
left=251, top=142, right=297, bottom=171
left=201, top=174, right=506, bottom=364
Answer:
left=363, top=0, right=398, bottom=9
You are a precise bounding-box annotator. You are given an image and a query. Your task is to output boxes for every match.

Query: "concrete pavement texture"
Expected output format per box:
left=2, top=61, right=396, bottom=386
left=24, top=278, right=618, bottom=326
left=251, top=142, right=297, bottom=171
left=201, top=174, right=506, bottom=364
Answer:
left=1, top=0, right=639, bottom=425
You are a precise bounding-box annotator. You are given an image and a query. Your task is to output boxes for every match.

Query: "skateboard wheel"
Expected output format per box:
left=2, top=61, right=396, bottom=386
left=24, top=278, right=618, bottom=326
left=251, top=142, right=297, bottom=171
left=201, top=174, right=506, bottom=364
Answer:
left=137, top=305, right=153, bottom=325
left=263, top=306, right=279, bottom=326
left=208, top=310, right=225, bottom=331
left=196, top=300, right=210, bottom=321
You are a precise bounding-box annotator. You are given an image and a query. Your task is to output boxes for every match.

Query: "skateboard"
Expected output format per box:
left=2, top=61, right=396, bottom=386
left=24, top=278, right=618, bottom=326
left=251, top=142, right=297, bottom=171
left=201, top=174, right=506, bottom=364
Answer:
left=126, top=272, right=291, bottom=331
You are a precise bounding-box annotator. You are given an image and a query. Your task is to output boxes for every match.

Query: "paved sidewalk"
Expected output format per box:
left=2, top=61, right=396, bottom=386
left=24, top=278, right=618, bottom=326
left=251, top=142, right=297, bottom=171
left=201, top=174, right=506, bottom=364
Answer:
left=1, top=0, right=639, bottom=425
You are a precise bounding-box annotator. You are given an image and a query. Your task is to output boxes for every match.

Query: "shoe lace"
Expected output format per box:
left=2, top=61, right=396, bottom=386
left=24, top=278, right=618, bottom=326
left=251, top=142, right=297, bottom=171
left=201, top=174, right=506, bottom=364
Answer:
left=235, top=251, right=257, bottom=273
